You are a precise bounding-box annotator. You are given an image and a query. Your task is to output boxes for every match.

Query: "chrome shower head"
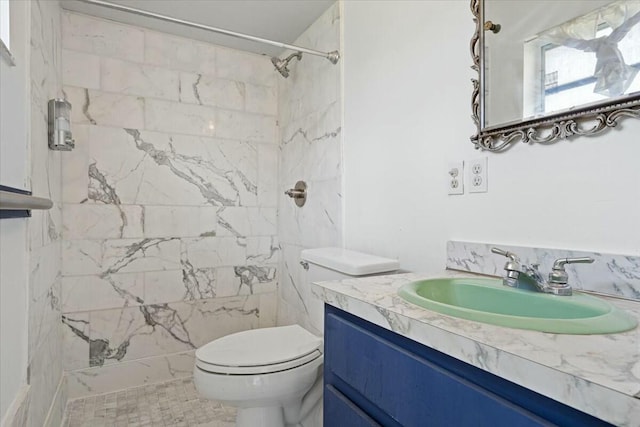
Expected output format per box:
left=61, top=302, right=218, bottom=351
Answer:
left=271, top=57, right=290, bottom=78
left=271, top=52, right=302, bottom=78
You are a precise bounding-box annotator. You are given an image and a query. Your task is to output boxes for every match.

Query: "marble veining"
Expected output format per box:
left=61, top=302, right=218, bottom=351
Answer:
left=179, top=73, right=246, bottom=111
left=282, top=125, right=342, bottom=146
left=63, top=294, right=264, bottom=369
left=100, top=274, right=144, bottom=304
left=65, top=86, right=145, bottom=129
left=283, top=253, right=309, bottom=316
left=233, top=265, right=276, bottom=294
left=124, top=129, right=249, bottom=207
left=276, top=3, right=343, bottom=330
left=66, top=352, right=196, bottom=398
left=61, top=240, right=275, bottom=386
left=101, top=238, right=179, bottom=276
left=191, top=74, right=204, bottom=104
left=63, top=305, right=192, bottom=369
left=447, top=241, right=640, bottom=300
left=86, top=162, right=135, bottom=239
left=312, top=272, right=640, bottom=426
left=181, top=258, right=216, bottom=301
left=81, top=88, right=96, bottom=124
left=87, top=162, right=119, bottom=204
left=28, top=0, right=66, bottom=425
left=246, top=236, right=278, bottom=265
left=61, top=10, right=279, bottom=396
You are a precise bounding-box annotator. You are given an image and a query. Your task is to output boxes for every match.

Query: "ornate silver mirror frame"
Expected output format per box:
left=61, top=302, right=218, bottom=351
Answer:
left=470, top=0, right=640, bottom=151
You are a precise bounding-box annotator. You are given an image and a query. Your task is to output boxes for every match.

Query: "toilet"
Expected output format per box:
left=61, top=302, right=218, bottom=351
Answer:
left=193, top=247, right=399, bottom=427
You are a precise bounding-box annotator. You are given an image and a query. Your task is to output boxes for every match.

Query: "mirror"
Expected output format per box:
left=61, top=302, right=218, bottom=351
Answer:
left=471, top=0, right=640, bottom=151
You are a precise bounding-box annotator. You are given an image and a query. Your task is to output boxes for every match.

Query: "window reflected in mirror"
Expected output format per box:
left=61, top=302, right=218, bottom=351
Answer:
left=483, top=0, right=640, bottom=129
left=524, top=1, right=640, bottom=119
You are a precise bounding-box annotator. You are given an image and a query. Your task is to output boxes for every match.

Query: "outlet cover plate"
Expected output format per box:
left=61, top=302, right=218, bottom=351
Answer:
left=448, top=161, right=464, bottom=195
left=467, top=157, right=487, bottom=193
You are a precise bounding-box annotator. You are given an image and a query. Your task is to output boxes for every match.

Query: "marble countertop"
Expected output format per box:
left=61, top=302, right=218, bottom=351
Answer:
left=311, top=271, right=640, bottom=426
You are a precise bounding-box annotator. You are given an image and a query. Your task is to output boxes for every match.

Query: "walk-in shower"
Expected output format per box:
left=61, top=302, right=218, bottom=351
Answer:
left=77, top=0, right=340, bottom=78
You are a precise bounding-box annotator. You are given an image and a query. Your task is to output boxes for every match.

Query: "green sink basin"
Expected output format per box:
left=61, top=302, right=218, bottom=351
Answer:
left=398, top=278, right=637, bottom=334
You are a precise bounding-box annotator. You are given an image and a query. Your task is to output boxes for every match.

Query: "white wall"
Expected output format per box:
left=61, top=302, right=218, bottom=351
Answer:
left=343, top=1, right=640, bottom=274
left=0, top=0, right=30, bottom=423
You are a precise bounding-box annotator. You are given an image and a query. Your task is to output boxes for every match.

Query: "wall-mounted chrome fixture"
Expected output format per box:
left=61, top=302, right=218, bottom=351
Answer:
left=271, top=52, right=302, bottom=78
left=0, top=185, right=53, bottom=219
left=285, top=181, right=307, bottom=207
left=48, top=99, right=75, bottom=151
left=484, top=20, right=501, bottom=34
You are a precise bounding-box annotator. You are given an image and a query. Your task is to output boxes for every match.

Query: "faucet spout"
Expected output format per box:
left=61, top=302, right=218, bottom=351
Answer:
left=519, top=264, right=549, bottom=293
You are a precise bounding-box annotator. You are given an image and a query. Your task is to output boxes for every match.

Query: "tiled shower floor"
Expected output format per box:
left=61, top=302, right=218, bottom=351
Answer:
left=63, top=377, right=236, bottom=427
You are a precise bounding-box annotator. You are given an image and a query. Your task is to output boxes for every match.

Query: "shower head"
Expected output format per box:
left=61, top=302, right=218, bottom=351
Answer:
left=271, top=51, right=303, bottom=78
left=271, top=57, right=290, bottom=78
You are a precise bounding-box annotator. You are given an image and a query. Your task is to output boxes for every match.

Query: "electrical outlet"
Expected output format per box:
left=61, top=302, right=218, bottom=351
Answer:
left=467, top=157, right=488, bottom=193
left=447, top=161, right=464, bottom=195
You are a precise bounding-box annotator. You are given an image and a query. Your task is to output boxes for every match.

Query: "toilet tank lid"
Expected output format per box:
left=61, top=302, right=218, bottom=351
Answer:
left=300, top=247, right=399, bottom=276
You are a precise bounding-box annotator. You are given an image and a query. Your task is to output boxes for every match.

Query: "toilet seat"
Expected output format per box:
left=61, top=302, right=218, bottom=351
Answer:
left=197, top=349, right=322, bottom=375
left=195, top=325, right=323, bottom=375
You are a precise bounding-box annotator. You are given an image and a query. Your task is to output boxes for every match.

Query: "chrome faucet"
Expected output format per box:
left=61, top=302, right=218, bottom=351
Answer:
left=491, top=247, right=594, bottom=296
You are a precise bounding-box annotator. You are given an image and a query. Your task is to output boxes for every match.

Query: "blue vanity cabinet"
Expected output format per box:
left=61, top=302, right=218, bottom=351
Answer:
left=323, top=305, right=612, bottom=427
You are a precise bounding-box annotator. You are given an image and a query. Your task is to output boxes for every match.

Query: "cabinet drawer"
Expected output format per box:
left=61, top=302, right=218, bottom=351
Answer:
left=325, top=310, right=551, bottom=426
left=325, top=384, right=382, bottom=427
left=325, top=305, right=611, bottom=427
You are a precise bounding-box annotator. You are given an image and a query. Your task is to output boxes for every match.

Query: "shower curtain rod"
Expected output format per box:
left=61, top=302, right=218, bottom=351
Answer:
left=78, top=0, right=340, bottom=64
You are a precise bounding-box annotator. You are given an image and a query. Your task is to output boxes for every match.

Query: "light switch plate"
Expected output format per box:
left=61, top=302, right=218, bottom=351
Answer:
left=448, top=161, right=464, bottom=195
left=467, top=157, right=488, bottom=193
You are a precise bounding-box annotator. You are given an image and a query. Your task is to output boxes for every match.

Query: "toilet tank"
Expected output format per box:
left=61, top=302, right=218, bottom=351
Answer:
left=301, top=247, right=400, bottom=282
left=301, top=248, right=400, bottom=333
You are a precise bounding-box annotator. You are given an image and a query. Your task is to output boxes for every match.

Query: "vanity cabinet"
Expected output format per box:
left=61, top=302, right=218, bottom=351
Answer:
left=323, top=305, right=611, bottom=427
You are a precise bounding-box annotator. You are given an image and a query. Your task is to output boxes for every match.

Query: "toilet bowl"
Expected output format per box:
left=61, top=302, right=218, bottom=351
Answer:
left=194, top=247, right=399, bottom=427
left=194, top=325, right=324, bottom=427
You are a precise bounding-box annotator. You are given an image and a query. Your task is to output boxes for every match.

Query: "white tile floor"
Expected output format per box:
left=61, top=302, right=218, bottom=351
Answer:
left=63, top=377, right=236, bottom=427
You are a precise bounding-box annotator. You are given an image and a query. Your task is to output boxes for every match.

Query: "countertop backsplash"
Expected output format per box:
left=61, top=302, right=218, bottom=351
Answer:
left=446, top=241, right=640, bottom=301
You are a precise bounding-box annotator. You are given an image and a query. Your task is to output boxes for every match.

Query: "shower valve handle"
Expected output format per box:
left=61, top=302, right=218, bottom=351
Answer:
left=285, top=189, right=305, bottom=199
left=285, top=181, right=307, bottom=207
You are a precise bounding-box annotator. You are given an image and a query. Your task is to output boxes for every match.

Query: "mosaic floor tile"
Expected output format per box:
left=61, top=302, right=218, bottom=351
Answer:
left=63, top=377, right=235, bottom=427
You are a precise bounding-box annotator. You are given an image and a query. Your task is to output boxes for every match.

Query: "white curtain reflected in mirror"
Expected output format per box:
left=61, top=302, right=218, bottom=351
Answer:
left=524, top=1, right=640, bottom=119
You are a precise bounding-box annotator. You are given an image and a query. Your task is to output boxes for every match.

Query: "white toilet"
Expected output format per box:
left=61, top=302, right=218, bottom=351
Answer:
left=193, top=247, right=399, bottom=427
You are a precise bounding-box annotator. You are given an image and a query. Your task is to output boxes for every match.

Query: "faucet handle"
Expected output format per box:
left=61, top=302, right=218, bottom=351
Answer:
left=549, top=257, right=595, bottom=286
left=552, top=257, right=595, bottom=269
left=491, top=247, right=522, bottom=283
left=491, top=247, right=520, bottom=261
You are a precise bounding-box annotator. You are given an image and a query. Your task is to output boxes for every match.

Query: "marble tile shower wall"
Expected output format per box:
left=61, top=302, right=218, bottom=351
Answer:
left=276, top=4, right=343, bottom=334
left=29, top=1, right=67, bottom=426
left=60, top=12, right=279, bottom=397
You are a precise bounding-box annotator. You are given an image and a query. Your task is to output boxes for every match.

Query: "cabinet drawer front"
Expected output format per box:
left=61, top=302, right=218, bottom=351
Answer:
left=325, top=310, right=552, bottom=427
left=325, top=384, right=382, bottom=427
